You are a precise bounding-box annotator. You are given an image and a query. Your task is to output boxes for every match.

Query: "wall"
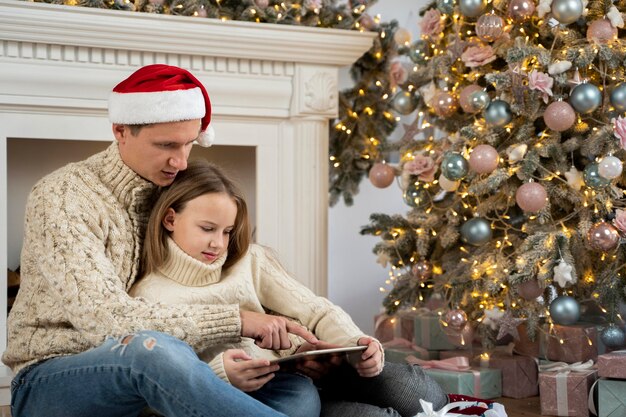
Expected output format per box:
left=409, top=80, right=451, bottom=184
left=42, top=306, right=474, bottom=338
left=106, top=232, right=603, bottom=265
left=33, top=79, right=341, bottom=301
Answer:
left=328, top=0, right=428, bottom=334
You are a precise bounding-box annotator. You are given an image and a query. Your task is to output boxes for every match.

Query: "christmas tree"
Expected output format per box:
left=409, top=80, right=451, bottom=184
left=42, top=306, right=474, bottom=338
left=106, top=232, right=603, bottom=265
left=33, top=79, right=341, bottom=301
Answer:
left=336, top=0, right=626, bottom=349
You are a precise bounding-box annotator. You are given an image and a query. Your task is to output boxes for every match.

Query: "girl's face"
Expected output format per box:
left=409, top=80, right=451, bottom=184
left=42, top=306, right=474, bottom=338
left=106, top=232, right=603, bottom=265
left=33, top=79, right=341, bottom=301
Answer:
left=163, top=192, right=237, bottom=264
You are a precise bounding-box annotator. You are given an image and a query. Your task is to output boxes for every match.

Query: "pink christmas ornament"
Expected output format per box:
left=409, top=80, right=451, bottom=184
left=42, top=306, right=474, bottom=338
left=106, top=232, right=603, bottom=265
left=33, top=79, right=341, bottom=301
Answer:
left=518, top=279, right=544, bottom=300
left=588, top=221, right=621, bottom=252
left=459, top=85, right=483, bottom=113
left=476, top=13, right=505, bottom=42
left=469, top=144, right=499, bottom=174
left=508, top=0, right=535, bottom=21
left=412, top=260, right=433, bottom=281
left=516, top=182, right=548, bottom=212
left=444, top=309, right=468, bottom=330
left=544, top=101, right=576, bottom=132
left=432, top=91, right=458, bottom=117
left=587, top=19, right=618, bottom=44
left=369, top=163, right=396, bottom=188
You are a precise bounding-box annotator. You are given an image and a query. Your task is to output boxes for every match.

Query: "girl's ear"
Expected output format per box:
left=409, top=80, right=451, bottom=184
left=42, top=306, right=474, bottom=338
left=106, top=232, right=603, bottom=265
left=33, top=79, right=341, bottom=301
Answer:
left=162, top=208, right=177, bottom=232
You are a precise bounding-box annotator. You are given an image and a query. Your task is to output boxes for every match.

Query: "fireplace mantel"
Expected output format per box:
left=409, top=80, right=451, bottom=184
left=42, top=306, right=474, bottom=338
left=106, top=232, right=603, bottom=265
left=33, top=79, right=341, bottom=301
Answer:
left=0, top=0, right=374, bottom=403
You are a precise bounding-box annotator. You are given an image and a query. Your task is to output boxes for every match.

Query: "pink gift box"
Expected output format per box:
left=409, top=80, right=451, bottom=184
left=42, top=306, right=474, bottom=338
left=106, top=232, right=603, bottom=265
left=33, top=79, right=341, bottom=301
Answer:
left=539, top=366, right=597, bottom=416
left=546, top=324, right=598, bottom=363
left=598, top=351, right=626, bottom=379
left=374, top=313, right=397, bottom=343
left=477, top=353, right=538, bottom=399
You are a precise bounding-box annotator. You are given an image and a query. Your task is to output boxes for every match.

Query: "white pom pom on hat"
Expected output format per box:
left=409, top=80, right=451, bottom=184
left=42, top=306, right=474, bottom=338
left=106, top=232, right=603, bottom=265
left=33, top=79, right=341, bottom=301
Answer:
left=108, top=64, right=214, bottom=147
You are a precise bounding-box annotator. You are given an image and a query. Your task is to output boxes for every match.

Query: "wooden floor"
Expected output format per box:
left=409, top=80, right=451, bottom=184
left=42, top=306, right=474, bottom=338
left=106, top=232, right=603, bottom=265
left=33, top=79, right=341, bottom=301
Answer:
left=498, top=397, right=543, bottom=417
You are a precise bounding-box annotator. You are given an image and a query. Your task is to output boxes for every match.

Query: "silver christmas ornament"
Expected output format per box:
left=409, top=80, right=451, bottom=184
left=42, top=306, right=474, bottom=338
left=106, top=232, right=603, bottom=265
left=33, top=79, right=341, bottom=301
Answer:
left=408, top=40, right=430, bottom=65
left=610, top=83, right=626, bottom=113
left=436, top=0, right=456, bottom=14
left=583, top=162, right=612, bottom=189
left=459, top=0, right=487, bottom=17
left=551, top=0, right=583, bottom=24
left=549, top=295, right=580, bottom=325
left=600, top=325, right=626, bottom=349
left=469, top=90, right=491, bottom=112
left=441, top=152, right=469, bottom=181
left=403, top=182, right=429, bottom=208
left=484, top=99, right=512, bottom=127
left=392, top=91, right=418, bottom=115
left=460, top=217, right=492, bottom=246
left=569, top=83, right=602, bottom=114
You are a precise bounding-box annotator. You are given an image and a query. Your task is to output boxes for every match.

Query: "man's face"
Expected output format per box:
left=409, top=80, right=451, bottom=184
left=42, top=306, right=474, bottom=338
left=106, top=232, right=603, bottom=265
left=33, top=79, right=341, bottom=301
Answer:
left=113, top=119, right=201, bottom=186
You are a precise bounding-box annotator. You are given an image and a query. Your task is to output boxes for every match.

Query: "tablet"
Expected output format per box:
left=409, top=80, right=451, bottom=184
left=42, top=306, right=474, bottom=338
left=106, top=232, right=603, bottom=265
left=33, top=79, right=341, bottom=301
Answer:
left=270, top=345, right=367, bottom=366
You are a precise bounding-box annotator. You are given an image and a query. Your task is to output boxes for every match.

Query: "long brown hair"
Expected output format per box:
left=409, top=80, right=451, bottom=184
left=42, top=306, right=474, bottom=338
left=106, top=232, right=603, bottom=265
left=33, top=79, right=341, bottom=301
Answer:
left=142, top=159, right=251, bottom=275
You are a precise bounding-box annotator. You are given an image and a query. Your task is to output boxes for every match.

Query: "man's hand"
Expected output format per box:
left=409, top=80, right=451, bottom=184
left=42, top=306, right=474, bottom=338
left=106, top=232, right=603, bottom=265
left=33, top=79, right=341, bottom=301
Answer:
left=222, top=349, right=279, bottom=392
left=351, top=337, right=384, bottom=377
left=240, top=310, right=318, bottom=350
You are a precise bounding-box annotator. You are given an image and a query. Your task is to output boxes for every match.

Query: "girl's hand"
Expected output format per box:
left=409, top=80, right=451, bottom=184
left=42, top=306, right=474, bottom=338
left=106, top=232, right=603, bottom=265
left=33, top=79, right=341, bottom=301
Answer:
left=352, top=337, right=384, bottom=377
left=293, top=341, right=342, bottom=380
left=223, top=349, right=279, bottom=392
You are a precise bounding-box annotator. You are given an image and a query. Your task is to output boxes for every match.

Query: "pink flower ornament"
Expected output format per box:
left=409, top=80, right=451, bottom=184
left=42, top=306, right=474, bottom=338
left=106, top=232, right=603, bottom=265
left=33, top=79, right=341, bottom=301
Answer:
left=614, top=209, right=626, bottom=233
left=461, top=45, right=497, bottom=68
left=389, top=57, right=410, bottom=88
left=614, top=116, right=626, bottom=150
left=528, top=70, right=554, bottom=103
left=404, top=154, right=437, bottom=182
left=420, top=9, right=444, bottom=39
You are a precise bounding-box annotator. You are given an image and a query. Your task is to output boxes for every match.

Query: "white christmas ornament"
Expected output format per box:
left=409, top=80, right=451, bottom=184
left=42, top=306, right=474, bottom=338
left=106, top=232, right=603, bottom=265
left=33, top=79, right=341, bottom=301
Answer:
left=438, top=173, right=460, bottom=192
left=554, top=259, right=575, bottom=287
left=419, top=82, right=437, bottom=106
left=598, top=155, right=623, bottom=179
left=537, top=0, right=553, bottom=17
left=607, top=5, right=624, bottom=28
left=483, top=307, right=505, bottom=330
left=376, top=252, right=391, bottom=268
left=565, top=166, right=585, bottom=190
left=506, top=144, right=528, bottom=164
left=548, top=60, right=572, bottom=75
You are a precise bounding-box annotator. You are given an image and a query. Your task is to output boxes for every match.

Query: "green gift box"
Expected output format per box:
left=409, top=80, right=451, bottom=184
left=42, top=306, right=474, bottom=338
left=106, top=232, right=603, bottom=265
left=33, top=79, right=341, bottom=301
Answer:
left=384, top=346, right=439, bottom=363
left=599, top=378, right=626, bottom=417
left=424, top=367, right=502, bottom=399
left=399, top=312, right=456, bottom=350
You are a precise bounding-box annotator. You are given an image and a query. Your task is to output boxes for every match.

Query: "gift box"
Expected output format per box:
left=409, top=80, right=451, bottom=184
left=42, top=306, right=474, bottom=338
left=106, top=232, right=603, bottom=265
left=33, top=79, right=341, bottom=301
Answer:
left=477, top=353, right=538, bottom=399
left=597, top=351, right=626, bottom=379
left=439, top=350, right=478, bottom=361
left=384, top=346, right=440, bottom=363
left=399, top=311, right=456, bottom=350
left=374, top=313, right=397, bottom=343
left=546, top=324, right=598, bottom=363
left=598, top=378, right=626, bottom=417
left=514, top=323, right=547, bottom=359
left=538, top=361, right=597, bottom=416
left=423, top=367, right=502, bottom=399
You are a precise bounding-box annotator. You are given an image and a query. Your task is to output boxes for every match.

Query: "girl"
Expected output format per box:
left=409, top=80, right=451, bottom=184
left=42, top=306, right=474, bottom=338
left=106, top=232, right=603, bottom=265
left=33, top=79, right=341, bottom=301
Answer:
left=130, top=159, right=447, bottom=417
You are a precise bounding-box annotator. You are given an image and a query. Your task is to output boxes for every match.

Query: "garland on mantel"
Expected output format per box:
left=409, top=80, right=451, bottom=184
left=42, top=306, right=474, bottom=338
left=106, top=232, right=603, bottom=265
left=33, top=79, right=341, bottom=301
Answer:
left=32, top=0, right=373, bottom=29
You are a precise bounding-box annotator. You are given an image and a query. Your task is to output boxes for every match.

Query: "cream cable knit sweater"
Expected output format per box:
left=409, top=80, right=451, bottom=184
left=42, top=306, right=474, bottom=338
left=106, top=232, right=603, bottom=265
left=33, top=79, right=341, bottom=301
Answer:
left=2, top=143, right=242, bottom=374
left=130, top=239, right=368, bottom=383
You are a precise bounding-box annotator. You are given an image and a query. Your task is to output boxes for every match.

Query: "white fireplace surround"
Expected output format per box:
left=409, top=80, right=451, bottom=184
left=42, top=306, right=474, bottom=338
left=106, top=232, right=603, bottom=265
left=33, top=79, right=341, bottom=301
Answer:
left=0, top=0, right=374, bottom=404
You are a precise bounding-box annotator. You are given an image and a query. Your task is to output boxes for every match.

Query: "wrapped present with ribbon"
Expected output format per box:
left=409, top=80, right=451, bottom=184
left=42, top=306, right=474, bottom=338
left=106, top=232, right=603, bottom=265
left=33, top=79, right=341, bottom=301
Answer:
left=538, top=360, right=597, bottom=417
left=597, top=350, right=626, bottom=379
left=398, top=310, right=457, bottom=351
left=374, top=312, right=398, bottom=343
left=407, top=356, right=502, bottom=399
left=475, top=347, right=538, bottom=399
left=598, top=378, right=626, bottom=417
left=414, top=398, right=508, bottom=417
left=514, top=323, right=548, bottom=359
left=383, top=338, right=440, bottom=362
left=546, top=324, right=599, bottom=364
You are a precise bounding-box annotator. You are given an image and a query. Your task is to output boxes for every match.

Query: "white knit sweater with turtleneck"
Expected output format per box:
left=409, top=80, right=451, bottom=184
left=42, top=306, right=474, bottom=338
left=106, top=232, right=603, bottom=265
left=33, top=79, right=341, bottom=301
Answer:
left=2, top=143, right=242, bottom=374
left=130, top=239, right=368, bottom=383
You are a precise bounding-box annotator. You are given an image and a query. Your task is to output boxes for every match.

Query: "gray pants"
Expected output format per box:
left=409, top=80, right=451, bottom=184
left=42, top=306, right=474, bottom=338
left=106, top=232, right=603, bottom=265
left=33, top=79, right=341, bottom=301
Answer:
left=318, top=361, right=448, bottom=417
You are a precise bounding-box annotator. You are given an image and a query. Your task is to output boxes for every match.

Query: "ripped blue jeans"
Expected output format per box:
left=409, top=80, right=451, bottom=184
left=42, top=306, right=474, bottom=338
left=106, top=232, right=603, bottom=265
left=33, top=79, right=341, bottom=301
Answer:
left=10, top=331, right=287, bottom=417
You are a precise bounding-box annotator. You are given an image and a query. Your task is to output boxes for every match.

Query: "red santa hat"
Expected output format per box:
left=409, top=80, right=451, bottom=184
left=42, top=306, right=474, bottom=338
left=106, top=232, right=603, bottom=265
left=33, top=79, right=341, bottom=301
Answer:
left=108, top=64, right=214, bottom=147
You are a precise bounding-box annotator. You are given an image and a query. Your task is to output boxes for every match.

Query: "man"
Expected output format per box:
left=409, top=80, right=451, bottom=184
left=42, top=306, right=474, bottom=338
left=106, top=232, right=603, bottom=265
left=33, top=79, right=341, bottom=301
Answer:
left=3, top=64, right=317, bottom=417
